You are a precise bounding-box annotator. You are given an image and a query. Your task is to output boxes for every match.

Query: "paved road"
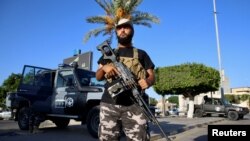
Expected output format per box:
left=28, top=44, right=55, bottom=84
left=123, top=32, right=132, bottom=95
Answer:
left=0, top=120, right=98, bottom=141
left=150, top=116, right=226, bottom=140
left=156, top=114, right=250, bottom=141
left=1, top=114, right=249, bottom=141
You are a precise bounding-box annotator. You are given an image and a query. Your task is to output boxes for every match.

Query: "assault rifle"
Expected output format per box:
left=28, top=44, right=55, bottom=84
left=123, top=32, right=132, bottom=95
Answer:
left=97, top=40, right=170, bottom=141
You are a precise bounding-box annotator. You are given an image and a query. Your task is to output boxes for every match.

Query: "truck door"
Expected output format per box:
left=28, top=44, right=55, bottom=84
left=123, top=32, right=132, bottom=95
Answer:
left=52, top=69, right=79, bottom=115
left=203, top=98, right=225, bottom=113
left=213, top=99, right=225, bottom=113
left=18, top=65, right=53, bottom=113
left=203, top=99, right=214, bottom=112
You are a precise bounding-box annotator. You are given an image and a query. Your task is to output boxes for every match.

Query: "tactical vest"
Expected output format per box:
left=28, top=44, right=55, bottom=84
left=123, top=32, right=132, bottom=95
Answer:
left=119, top=48, right=146, bottom=80
left=106, top=48, right=146, bottom=82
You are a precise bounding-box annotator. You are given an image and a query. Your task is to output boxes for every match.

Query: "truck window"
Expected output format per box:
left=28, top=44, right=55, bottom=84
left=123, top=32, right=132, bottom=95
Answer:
left=35, top=69, right=52, bottom=87
left=89, top=77, right=105, bottom=86
left=214, top=100, right=218, bottom=105
left=22, top=67, right=35, bottom=85
left=205, top=99, right=212, bottom=104
left=56, top=70, right=75, bottom=87
left=22, top=66, right=52, bottom=87
left=75, top=69, right=104, bottom=87
left=223, top=99, right=232, bottom=105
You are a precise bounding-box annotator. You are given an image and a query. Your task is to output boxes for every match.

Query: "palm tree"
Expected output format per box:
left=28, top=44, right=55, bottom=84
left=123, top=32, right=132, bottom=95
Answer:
left=84, top=0, right=160, bottom=43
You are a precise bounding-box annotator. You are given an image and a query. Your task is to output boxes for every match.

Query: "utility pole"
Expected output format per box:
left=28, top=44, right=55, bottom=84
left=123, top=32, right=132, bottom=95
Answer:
left=213, top=0, right=224, bottom=99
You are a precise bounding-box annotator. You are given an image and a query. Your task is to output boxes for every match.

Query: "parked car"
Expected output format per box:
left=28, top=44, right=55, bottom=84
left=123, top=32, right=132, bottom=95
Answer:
left=169, top=109, right=179, bottom=116
left=155, top=108, right=162, bottom=116
left=0, top=110, right=12, bottom=120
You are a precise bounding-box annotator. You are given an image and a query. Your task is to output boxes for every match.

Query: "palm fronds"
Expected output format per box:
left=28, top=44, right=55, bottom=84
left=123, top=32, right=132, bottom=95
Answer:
left=84, top=0, right=160, bottom=43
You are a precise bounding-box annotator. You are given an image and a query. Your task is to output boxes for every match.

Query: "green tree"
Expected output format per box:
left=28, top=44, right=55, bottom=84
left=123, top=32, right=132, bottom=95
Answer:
left=0, top=73, right=21, bottom=105
left=0, top=87, right=7, bottom=105
left=167, top=96, right=179, bottom=107
left=84, top=0, right=160, bottom=43
left=225, top=94, right=241, bottom=104
left=240, top=94, right=250, bottom=108
left=224, top=94, right=234, bottom=103
left=225, top=94, right=250, bottom=105
left=149, top=97, right=157, bottom=106
left=153, top=63, right=220, bottom=118
left=240, top=94, right=250, bottom=102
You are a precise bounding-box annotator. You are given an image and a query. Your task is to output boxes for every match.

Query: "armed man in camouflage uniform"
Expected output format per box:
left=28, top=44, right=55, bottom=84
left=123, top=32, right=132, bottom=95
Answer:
left=96, top=18, right=155, bottom=141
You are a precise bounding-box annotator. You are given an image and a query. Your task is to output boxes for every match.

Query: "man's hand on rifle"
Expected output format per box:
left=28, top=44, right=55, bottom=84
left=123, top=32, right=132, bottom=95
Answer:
left=138, top=79, right=149, bottom=90
left=96, top=64, right=119, bottom=80
left=138, top=69, right=155, bottom=90
left=102, top=64, right=120, bottom=79
left=138, top=79, right=150, bottom=90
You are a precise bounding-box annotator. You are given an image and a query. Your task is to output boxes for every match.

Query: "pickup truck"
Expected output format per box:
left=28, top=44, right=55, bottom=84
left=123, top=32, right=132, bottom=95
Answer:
left=194, top=96, right=249, bottom=120
left=6, top=63, right=104, bottom=138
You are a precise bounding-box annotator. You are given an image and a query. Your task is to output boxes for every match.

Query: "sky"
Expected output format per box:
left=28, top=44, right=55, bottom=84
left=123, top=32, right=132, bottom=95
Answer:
left=0, top=0, right=249, bottom=100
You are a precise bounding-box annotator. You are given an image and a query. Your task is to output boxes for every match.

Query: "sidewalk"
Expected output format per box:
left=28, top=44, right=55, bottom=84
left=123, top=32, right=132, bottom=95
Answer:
left=149, top=116, right=226, bottom=141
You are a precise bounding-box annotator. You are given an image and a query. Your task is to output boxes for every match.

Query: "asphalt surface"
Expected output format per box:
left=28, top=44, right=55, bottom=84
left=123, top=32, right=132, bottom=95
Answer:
left=0, top=115, right=226, bottom=141
left=149, top=116, right=226, bottom=141
left=63, top=115, right=226, bottom=141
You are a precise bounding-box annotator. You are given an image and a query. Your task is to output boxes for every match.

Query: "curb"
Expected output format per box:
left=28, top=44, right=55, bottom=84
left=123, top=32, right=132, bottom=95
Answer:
left=150, top=118, right=226, bottom=141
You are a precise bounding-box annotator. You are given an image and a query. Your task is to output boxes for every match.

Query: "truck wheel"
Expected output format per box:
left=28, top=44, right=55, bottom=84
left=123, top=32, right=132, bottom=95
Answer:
left=194, top=109, right=203, bottom=117
left=53, top=118, right=70, bottom=128
left=228, top=111, right=239, bottom=121
left=86, top=106, right=100, bottom=138
left=18, top=107, right=30, bottom=130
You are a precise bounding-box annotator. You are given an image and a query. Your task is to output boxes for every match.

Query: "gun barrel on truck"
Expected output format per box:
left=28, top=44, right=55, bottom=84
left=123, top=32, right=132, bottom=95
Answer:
left=6, top=63, right=104, bottom=138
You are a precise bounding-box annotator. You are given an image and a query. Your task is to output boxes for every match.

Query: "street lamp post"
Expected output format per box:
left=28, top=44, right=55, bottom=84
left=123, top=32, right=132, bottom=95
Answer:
left=213, top=0, right=224, bottom=99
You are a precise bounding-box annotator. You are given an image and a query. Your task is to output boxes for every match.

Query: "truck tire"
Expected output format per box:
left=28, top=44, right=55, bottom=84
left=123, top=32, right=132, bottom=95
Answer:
left=87, top=106, right=100, bottom=138
left=194, top=109, right=203, bottom=117
left=227, top=111, right=239, bottom=121
left=52, top=118, right=70, bottom=128
left=18, top=107, right=30, bottom=130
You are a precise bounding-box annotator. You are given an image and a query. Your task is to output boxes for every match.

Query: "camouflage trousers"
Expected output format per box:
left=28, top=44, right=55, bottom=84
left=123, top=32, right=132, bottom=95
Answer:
left=99, top=102, right=148, bottom=141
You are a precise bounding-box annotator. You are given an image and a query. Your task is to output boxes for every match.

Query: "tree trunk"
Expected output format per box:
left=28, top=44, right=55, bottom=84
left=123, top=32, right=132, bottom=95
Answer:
left=161, top=95, right=165, bottom=117
left=187, top=95, right=194, bottom=118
